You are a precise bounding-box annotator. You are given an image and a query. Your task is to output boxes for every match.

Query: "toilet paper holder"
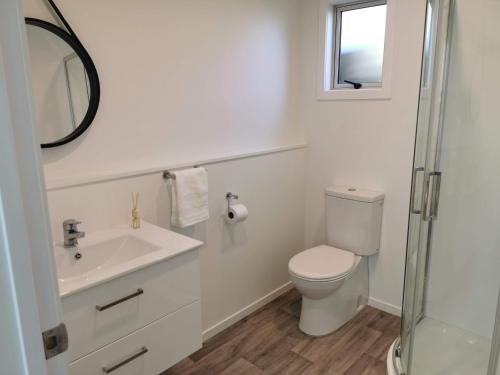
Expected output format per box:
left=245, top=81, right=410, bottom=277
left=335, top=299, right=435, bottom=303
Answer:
left=225, top=192, right=249, bottom=224
left=225, top=192, right=239, bottom=212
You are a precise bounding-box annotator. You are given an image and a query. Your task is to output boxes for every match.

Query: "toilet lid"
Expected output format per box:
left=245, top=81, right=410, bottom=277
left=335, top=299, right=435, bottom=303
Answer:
left=288, top=245, right=355, bottom=281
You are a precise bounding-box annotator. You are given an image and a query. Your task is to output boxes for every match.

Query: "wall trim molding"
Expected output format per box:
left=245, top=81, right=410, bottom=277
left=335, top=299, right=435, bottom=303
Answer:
left=45, top=143, right=308, bottom=191
left=368, top=297, right=402, bottom=317
left=202, top=281, right=294, bottom=341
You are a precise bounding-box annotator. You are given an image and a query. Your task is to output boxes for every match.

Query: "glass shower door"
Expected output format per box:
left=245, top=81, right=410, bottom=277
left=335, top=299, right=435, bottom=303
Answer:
left=396, top=0, right=500, bottom=374
left=398, top=0, right=451, bottom=371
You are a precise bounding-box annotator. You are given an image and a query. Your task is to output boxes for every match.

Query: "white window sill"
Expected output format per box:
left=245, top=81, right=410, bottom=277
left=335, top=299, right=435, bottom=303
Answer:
left=317, top=86, right=392, bottom=101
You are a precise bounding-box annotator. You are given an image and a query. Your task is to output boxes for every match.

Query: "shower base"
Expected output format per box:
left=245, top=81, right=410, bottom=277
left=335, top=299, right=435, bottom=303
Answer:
left=387, top=317, right=489, bottom=375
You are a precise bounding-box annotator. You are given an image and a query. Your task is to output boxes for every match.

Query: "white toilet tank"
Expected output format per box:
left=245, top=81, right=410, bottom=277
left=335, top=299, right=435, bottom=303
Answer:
left=325, top=186, right=384, bottom=256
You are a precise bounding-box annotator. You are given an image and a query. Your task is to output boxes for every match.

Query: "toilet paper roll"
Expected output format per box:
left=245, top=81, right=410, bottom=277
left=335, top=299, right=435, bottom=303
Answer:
left=226, top=204, right=248, bottom=224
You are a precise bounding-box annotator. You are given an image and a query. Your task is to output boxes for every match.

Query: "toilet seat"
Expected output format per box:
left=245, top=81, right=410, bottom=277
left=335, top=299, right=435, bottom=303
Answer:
left=288, top=245, right=356, bottom=282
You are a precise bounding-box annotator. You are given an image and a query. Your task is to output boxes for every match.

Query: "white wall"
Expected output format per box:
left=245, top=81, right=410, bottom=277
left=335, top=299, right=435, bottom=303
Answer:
left=46, top=148, right=306, bottom=334
left=23, top=0, right=304, bottom=183
left=426, top=0, right=500, bottom=338
left=299, top=0, right=426, bottom=313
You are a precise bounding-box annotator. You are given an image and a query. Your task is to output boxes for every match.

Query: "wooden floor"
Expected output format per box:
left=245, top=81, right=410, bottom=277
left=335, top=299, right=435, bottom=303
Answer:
left=163, top=289, right=400, bottom=375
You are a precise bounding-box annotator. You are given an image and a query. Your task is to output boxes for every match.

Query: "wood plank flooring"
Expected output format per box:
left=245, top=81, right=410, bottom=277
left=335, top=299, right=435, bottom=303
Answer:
left=162, top=288, right=400, bottom=375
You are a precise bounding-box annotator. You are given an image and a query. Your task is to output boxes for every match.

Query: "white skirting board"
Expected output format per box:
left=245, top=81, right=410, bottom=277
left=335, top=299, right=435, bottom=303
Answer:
left=368, top=297, right=402, bottom=317
left=202, top=282, right=294, bottom=341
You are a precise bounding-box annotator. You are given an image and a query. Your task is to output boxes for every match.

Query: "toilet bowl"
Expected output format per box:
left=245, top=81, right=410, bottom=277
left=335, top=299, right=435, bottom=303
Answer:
left=288, top=186, right=384, bottom=336
left=289, top=245, right=368, bottom=336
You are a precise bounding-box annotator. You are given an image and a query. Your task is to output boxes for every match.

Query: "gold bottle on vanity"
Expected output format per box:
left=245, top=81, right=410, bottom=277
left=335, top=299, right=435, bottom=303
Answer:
left=131, top=192, right=141, bottom=229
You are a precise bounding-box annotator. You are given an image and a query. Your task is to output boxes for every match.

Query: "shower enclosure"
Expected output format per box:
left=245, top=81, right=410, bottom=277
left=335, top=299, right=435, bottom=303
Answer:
left=389, top=0, right=500, bottom=374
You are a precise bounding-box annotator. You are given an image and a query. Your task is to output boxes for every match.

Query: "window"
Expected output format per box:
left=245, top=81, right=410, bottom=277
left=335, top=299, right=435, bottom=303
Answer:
left=317, top=0, right=393, bottom=100
left=333, top=1, right=387, bottom=89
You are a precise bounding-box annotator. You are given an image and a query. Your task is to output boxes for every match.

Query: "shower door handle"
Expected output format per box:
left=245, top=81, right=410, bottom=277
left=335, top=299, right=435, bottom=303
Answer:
left=422, top=171, right=442, bottom=221
left=410, top=167, right=425, bottom=214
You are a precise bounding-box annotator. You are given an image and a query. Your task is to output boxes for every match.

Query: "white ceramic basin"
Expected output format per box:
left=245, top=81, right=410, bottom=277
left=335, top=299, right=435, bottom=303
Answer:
left=56, top=235, right=161, bottom=279
left=55, top=222, right=203, bottom=297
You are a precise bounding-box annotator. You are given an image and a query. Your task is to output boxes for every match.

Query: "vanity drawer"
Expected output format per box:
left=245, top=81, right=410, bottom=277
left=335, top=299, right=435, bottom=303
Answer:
left=62, top=249, right=200, bottom=362
left=69, top=301, right=202, bottom=375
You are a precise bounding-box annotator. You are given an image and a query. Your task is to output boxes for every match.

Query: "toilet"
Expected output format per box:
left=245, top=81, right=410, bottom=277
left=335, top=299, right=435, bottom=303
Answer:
left=289, top=186, right=384, bottom=336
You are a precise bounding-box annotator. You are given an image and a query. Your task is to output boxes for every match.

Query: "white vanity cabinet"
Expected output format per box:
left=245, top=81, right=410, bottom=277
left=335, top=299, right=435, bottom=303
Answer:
left=68, top=300, right=201, bottom=374
left=56, top=223, right=203, bottom=375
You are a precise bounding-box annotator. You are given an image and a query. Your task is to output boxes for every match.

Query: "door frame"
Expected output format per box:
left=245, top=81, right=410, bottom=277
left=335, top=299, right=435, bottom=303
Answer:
left=0, top=0, right=69, bottom=373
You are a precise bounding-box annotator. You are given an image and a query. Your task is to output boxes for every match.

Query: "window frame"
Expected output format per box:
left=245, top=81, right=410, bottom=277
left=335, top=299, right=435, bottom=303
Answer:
left=332, top=0, right=387, bottom=89
left=317, top=0, right=395, bottom=101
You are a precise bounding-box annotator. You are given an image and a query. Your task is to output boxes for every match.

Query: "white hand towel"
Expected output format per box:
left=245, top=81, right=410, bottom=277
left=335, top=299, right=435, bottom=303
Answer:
left=170, top=168, right=209, bottom=228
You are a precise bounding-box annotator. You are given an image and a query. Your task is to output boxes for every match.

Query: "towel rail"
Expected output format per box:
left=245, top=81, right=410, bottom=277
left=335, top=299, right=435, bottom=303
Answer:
left=162, top=171, right=176, bottom=180
left=162, top=166, right=202, bottom=180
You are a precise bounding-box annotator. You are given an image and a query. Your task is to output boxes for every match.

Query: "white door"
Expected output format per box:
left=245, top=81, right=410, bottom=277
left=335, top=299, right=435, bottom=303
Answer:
left=0, top=0, right=69, bottom=374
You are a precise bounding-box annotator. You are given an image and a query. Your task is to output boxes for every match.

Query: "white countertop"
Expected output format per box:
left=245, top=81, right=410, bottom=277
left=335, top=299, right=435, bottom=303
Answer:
left=55, top=221, right=203, bottom=298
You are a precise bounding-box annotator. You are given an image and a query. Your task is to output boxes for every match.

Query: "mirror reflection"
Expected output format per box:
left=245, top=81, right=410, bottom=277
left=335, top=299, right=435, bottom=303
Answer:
left=26, top=24, right=90, bottom=145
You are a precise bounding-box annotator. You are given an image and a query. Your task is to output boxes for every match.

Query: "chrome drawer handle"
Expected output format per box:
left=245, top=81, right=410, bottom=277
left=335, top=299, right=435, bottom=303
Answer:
left=95, top=288, right=144, bottom=312
left=102, top=346, right=148, bottom=373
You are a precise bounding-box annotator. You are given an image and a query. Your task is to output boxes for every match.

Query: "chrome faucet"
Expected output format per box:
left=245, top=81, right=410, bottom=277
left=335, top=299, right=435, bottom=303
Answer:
left=63, top=219, right=85, bottom=248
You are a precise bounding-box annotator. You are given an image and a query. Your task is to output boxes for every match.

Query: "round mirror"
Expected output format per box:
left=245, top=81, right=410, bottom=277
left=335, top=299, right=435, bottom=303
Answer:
left=25, top=18, right=100, bottom=148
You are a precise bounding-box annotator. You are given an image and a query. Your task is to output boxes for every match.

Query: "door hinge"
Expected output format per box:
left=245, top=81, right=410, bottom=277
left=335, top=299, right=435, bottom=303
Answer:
left=42, top=323, right=68, bottom=359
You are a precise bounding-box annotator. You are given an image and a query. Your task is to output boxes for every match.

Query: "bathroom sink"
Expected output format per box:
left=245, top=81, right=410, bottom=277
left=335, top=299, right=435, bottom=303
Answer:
left=56, top=235, right=161, bottom=279
left=54, top=222, right=203, bottom=297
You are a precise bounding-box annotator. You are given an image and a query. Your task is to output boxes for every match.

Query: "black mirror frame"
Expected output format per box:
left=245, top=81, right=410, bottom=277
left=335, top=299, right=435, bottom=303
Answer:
left=25, top=17, right=100, bottom=148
